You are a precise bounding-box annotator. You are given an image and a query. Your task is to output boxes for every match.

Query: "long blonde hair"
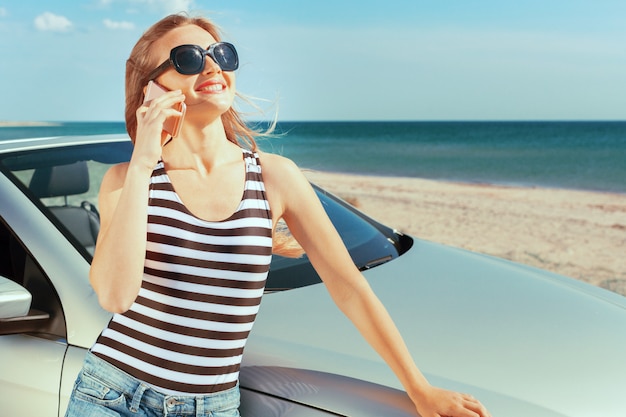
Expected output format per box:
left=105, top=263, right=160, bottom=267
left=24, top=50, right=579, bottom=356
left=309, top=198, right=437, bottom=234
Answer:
left=125, top=14, right=257, bottom=150
left=125, top=13, right=303, bottom=258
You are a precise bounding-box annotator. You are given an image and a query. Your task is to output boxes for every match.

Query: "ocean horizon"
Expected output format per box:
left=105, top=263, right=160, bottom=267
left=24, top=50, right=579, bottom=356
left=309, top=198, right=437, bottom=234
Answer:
left=1, top=120, right=625, bottom=194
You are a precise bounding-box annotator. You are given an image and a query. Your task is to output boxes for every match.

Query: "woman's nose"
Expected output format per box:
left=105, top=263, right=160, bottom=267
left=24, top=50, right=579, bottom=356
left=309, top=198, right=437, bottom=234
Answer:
left=202, top=56, right=221, bottom=74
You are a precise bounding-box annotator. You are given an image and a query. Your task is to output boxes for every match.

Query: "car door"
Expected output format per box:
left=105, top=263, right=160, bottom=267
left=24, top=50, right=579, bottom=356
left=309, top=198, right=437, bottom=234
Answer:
left=0, top=217, right=68, bottom=417
left=0, top=164, right=93, bottom=417
left=0, top=149, right=113, bottom=416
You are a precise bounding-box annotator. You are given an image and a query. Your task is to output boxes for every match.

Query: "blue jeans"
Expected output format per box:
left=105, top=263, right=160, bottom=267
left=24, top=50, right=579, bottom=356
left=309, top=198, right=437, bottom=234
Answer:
left=65, top=351, right=241, bottom=417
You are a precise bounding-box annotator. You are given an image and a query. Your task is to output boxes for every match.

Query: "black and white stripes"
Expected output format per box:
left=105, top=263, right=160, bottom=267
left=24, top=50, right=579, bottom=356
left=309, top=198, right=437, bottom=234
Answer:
left=92, top=150, right=273, bottom=395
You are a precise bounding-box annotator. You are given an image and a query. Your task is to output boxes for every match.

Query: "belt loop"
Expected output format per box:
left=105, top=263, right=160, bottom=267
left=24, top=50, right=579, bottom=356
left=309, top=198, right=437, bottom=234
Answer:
left=130, top=382, right=149, bottom=413
left=196, top=395, right=204, bottom=417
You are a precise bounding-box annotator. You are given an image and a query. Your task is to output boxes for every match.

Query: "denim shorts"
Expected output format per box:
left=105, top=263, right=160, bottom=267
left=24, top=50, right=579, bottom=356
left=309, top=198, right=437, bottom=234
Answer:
left=65, top=351, right=241, bottom=417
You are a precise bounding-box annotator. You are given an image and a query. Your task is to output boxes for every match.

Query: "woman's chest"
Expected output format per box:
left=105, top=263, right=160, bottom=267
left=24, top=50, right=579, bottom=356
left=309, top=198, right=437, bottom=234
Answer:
left=166, top=164, right=246, bottom=222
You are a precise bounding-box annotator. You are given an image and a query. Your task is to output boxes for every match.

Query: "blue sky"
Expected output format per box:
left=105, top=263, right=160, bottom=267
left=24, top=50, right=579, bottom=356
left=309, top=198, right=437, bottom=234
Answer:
left=1, top=0, right=625, bottom=121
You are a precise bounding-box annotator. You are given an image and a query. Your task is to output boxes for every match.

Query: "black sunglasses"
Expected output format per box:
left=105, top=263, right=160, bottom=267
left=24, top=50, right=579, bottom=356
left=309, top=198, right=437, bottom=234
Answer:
left=147, top=42, right=239, bottom=80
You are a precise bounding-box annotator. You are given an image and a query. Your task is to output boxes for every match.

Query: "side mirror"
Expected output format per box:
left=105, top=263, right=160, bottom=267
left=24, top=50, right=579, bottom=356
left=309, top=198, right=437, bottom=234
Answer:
left=0, top=276, right=49, bottom=335
left=0, top=276, right=31, bottom=319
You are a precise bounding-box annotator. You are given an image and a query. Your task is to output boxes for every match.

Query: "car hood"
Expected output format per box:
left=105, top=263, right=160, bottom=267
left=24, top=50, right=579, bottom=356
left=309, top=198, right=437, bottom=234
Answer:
left=242, top=238, right=626, bottom=417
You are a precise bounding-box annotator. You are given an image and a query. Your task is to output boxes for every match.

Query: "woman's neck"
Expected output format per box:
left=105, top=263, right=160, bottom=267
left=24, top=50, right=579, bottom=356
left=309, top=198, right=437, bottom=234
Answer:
left=162, top=117, right=239, bottom=174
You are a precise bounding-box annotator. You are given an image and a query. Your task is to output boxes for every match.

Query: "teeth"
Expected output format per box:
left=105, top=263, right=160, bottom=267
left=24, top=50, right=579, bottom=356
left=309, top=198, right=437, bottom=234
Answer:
left=203, top=84, right=223, bottom=92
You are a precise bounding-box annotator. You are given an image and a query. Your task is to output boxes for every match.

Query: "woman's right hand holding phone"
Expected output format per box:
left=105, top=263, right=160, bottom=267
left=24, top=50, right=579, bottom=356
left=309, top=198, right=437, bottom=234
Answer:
left=133, top=86, right=185, bottom=169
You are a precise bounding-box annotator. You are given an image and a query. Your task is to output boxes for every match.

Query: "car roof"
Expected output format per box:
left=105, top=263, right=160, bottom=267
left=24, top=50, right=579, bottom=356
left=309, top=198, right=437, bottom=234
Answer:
left=0, top=134, right=130, bottom=155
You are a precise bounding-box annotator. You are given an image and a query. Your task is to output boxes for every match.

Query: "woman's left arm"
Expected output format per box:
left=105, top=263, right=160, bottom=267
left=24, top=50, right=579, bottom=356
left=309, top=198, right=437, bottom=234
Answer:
left=263, top=154, right=490, bottom=417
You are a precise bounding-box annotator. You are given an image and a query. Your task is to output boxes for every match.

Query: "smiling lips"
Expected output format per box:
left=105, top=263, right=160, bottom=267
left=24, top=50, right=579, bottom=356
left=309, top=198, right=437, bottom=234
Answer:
left=196, top=80, right=226, bottom=93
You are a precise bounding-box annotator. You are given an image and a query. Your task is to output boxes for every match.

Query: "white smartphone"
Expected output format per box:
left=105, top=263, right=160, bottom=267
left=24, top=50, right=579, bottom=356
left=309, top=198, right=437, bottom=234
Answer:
left=143, top=80, right=186, bottom=138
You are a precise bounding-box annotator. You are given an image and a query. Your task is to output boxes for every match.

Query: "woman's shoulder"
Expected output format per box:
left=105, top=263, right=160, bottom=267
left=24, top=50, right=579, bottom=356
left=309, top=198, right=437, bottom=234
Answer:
left=257, top=151, right=312, bottom=194
left=105, top=161, right=130, bottom=179
left=257, top=151, right=302, bottom=180
left=100, top=161, right=131, bottom=192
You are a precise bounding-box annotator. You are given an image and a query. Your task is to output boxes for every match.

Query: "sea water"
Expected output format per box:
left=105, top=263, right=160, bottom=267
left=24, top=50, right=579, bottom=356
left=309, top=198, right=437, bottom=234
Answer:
left=1, top=121, right=625, bottom=193
left=263, top=121, right=626, bottom=194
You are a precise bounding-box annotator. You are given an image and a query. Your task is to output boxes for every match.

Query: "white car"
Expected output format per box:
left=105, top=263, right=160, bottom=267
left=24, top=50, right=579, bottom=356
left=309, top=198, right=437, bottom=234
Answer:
left=1, top=134, right=625, bottom=416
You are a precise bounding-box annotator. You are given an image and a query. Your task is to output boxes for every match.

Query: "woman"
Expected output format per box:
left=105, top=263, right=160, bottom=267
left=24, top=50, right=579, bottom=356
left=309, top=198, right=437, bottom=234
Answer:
left=66, top=13, right=490, bottom=417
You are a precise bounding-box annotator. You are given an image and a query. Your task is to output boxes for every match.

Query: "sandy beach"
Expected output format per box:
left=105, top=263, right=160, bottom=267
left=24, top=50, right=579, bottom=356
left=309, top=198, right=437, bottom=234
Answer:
left=304, top=170, right=626, bottom=297
left=0, top=121, right=60, bottom=127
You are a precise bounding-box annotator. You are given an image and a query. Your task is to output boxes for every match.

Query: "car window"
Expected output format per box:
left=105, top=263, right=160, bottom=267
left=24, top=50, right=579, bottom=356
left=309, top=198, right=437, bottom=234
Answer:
left=0, top=142, right=132, bottom=258
left=266, top=187, right=405, bottom=291
left=0, top=140, right=411, bottom=291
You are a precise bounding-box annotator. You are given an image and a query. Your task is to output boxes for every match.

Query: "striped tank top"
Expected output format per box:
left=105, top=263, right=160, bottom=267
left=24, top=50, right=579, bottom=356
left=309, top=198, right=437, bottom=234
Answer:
left=91, top=149, right=273, bottom=395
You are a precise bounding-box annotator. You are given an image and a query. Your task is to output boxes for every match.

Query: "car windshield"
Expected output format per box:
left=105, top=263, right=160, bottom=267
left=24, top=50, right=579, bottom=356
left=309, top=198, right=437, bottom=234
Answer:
left=0, top=139, right=412, bottom=291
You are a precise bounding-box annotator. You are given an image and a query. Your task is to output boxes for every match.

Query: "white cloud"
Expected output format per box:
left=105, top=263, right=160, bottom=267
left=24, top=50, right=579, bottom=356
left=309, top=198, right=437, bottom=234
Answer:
left=34, top=12, right=73, bottom=32
left=103, top=18, right=135, bottom=30
left=0, top=7, right=8, bottom=17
